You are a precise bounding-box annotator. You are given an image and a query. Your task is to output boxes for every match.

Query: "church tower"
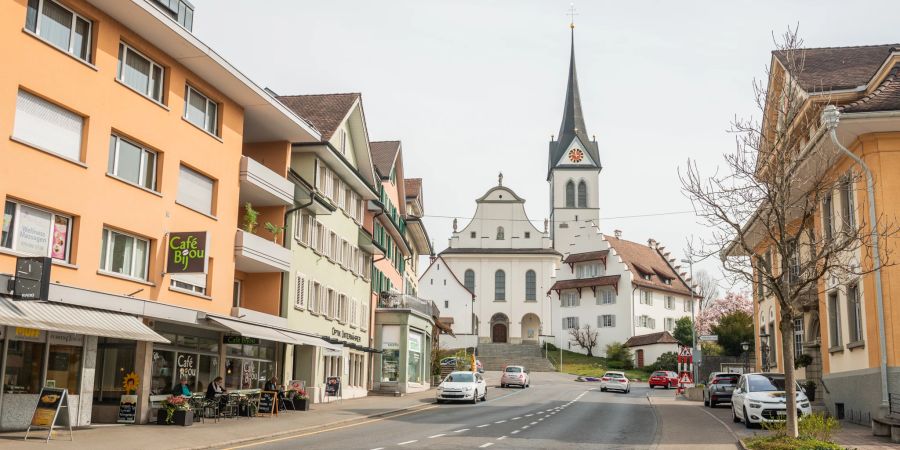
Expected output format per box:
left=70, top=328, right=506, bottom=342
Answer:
left=548, top=23, right=601, bottom=251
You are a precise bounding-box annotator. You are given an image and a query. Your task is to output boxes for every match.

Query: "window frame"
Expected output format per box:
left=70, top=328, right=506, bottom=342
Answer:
left=183, top=84, right=219, bottom=136
left=108, top=134, right=158, bottom=191
left=100, top=227, right=150, bottom=281
left=846, top=282, right=862, bottom=343
left=494, top=270, right=506, bottom=301
left=2, top=199, right=74, bottom=262
left=827, top=291, right=841, bottom=348
left=116, top=42, right=165, bottom=104
left=26, top=0, right=93, bottom=63
left=525, top=270, right=536, bottom=301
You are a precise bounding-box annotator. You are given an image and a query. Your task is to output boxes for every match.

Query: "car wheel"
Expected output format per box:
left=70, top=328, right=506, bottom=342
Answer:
left=501, top=383, right=506, bottom=388
left=732, top=406, right=740, bottom=423
left=710, top=397, right=717, bottom=408
left=471, top=393, right=478, bottom=404
left=743, top=407, right=753, bottom=429
left=704, top=394, right=709, bottom=407
left=601, top=387, right=607, bottom=392
left=482, top=389, right=488, bottom=401
left=436, top=399, right=444, bottom=404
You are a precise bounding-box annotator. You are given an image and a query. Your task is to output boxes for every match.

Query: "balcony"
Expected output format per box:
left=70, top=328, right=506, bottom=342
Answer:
left=239, top=156, right=293, bottom=206
left=377, top=293, right=437, bottom=318
left=234, top=229, right=291, bottom=273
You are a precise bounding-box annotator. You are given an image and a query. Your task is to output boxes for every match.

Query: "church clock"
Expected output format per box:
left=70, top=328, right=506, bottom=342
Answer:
left=567, top=148, right=584, bottom=163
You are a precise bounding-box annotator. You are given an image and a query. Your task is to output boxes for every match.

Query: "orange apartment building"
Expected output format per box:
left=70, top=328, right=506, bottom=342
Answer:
left=0, top=0, right=336, bottom=428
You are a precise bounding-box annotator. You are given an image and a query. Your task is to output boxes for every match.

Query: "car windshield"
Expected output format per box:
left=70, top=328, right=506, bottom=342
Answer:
left=604, top=373, right=625, bottom=378
left=445, top=373, right=475, bottom=383
left=651, top=371, right=667, bottom=377
left=747, top=375, right=786, bottom=392
left=505, top=367, right=523, bottom=373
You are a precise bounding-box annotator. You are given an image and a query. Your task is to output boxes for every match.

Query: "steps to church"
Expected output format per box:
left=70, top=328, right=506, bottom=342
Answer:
left=476, top=343, right=556, bottom=372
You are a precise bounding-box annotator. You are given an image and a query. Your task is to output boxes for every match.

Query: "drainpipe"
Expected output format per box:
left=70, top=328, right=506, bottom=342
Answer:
left=279, top=193, right=318, bottom=318
left=821, top=105, right=889, bottom=414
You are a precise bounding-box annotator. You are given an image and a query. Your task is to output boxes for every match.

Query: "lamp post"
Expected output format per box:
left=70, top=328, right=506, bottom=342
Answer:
left=759, top=333, right=769, bottom=372
left=741, top=341, right=750, bottom=374
left=680, top=258, right=696, bottom=381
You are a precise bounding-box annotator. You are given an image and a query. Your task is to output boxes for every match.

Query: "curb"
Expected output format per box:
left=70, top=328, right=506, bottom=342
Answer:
left=737, top=437, right=750, bottom=450
left=183, top=400, right=435, bottom=450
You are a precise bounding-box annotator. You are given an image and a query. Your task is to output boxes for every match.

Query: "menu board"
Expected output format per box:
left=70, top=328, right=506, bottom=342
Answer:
left=259, top=391, right=276, bottom=414
left=117, top=395, right=137, bottom=424
left=30, top=387, right=67, bottom=427
left=325, top=377, right=341, bottom=397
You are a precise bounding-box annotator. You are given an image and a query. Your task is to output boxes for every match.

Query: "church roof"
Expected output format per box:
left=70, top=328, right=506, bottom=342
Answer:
left=548, top=29, right=601, bottom=178
left=605, top=235, right=695, bottom=297
left=277, top=93, right=359, bottom=140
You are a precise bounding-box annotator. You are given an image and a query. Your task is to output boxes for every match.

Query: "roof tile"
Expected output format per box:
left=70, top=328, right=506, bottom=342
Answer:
left=276, top=93, right=359, bottom=140
left=774, top=44, right=898, bottom=92
left=624, top=331, right=678, bottom=347
left=370, top=141, right=401, bottom=177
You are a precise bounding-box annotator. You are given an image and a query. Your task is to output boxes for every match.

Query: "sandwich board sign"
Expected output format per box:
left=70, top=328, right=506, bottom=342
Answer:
left=25, top=387, right=72, bottom=442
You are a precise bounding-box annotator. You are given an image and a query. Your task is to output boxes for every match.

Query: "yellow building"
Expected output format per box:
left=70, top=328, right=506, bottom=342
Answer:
left=744, top=44, right=900, bottom=423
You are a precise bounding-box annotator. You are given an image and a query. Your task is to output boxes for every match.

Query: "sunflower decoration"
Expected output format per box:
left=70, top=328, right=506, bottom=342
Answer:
left=568, top=148, right=584, bottom=163
left=122, top=372, right=140, bottom=395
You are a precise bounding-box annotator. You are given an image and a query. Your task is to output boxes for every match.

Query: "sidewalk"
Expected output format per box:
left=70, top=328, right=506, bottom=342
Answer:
left=648, top=395, right=740, bottom=449
left=0, top=390, right=436, bottom=450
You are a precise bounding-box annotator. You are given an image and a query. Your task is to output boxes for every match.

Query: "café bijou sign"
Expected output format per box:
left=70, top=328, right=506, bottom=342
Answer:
left=166, top=232, right=207, bottom=273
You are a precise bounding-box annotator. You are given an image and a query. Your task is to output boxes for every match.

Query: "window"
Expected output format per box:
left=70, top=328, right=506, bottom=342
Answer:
left=177, top=165, right=214, bottom=216
left=638, top=315, right=656, bottom=329
left=665, top=296, right=675, bottom=310
left=233, top=280, right=241, bottom=307
left=597, top=289, right=615, bottom=305
left=683, top=299, right=691, bottom=312
left=823, top=193, right=834, bottom=242
left=294, top=273, right=306, bottom=311
left=847, top=283, right=862, bottom=343
left=839, top=176, right=855, bottom=232
left=577, top=180, right=587, bottom=207
left=470, top=232, right=476, bottom=239
left=640, top=290, right=652, bottom=306
left=793, top=318, right=804, bottom=358
left=151, top=0, right=194, bottom=31
left=117, top=43, right=164, bottom=103
left=2, top=200, right=73, bottom=262
left=3, top=340, right=45, bottom=394
left=108, top=134, right=157, bottom=191
left=444, top=300, right=449, bottom=309
left=308, top=281, right=321, bottom=314
left=786, top=239, right=800, bottom=284
left=524, top=232, right=531, bottom=238
left=576, top=263, right=602, bottom=279
left=496, top=227, right=505, bottom=240
left=525, top=270, right=536, bottom=301
left=26, top=0, right=92, bottom=62
left=598, top=314, right=615, bottom=328
left=296, top=213, right=312, bottom=245
left=827, top=291, right=841, bottom=347
left=494, top=270, right=505, bottom=301
left=184, top=85, right=218, bottom=135
left=13, top=89, right=83, bottom=161
left=170, top=270, right=206, bottom=294
left=565, top=180, right=575, bottom=207
left=665, top=317, right=675, bottom=332
left=561, top=291, right=580, bottom=307
left=464, top=269, right=475, bottom=292
left=47, top=342, right=82, bottom=392
left=562, top=317, right=579, bottom=329
left=93, top=338, right=136, bottom=403
left=326, top=289, right=336, bottom=319
left=100, top=228, right=149, bottom=280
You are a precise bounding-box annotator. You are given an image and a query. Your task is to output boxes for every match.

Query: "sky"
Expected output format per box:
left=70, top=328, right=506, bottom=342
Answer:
left=191, top=0, right=899, bottom=293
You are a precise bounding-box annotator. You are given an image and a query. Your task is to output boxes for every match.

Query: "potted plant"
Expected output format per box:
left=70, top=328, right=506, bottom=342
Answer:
left=803, top=380, right=817, bottom=402
left=158, top=396, right=193, bottom=426
left=242, top=202, right=259, bottom=233
left=288, top=387, right=309, bottom=411
left=264, top=221, right=285, bottom=243
left=794, top=353, right=813, bottom=369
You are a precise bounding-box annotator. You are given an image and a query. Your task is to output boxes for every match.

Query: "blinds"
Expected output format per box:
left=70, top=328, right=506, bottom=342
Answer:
left=14, top=90, right=83, bottom=161
left=171, top=272, right=207, bottom=288
left=177, top=165, right=214, bottom=215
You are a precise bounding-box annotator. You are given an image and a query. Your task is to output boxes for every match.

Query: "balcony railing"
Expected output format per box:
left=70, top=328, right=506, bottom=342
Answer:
left=234, top=229, right=291, bottom=273
left=239, top=156, right=293, bottom=206
left=377, top=293, right=437, bottom=318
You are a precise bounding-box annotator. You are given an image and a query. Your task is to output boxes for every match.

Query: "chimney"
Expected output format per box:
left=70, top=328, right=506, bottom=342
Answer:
left=613, top=229, right=622, bottom=238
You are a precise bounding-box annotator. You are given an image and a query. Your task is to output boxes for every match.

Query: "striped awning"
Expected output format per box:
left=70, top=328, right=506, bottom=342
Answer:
left=208, top=316, right=341, bottom=351
left=0, top=296, right=169, bottom=343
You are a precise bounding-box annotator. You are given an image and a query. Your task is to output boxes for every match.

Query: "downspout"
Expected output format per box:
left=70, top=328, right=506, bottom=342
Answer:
left=822, top=105, right=889, bottom=414
left=280, top=193, right=318, bottom=318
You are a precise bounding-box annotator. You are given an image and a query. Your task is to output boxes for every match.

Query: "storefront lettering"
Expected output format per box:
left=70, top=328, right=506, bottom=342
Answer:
left=223, top=335, right=259, bottom=345
left=331, top=327, right=362, bottom=342
left=166, top=232, right=207, bottom=273
left=15, top=327, right=42, bottom=339
left=177, top=354, right=197, bottom=379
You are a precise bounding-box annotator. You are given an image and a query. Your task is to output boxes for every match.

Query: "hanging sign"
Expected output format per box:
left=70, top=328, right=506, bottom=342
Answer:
left=25, top=387, right=72, bottom=442
left=166, top=232, right=207, bottom=273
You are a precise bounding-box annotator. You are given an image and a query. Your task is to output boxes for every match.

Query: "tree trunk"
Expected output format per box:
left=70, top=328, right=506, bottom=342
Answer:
left=779, top=312, right=799, bottom=438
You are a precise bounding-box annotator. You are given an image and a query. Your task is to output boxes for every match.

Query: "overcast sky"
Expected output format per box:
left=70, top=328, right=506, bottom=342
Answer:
left=192, top=0, right=899, bottom=293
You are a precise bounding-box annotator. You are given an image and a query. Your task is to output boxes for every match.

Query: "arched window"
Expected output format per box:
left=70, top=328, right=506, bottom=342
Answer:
left=525, top=270, right=536, bottom=301
left=565, top=180, right=575, bottom=207
left=577, top=180, right=587, bottom=207
left=464, top=269, right=475, bottom=292
left=496, top=227, right=505, bottom=240
left=494, top=270, right=506, bottom=301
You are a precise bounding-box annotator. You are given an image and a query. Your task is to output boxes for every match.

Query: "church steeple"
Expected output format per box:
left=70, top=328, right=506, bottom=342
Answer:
left=547, top=22, right=600, bottom=180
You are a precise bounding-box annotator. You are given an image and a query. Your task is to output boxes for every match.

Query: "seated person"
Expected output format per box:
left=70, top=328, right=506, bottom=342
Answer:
left=172, top=377, right=192, bottom=397
left=264, top=376, right=286, bottom=411
left=206, top=376, right=227, bottom=399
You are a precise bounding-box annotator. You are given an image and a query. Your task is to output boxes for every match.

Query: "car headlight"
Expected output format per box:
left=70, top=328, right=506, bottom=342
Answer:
left=437, top=386, right=443, bottom=392
left=748, top=403, right=761, bottom=409
left=464, top=386, right=473, bottom=392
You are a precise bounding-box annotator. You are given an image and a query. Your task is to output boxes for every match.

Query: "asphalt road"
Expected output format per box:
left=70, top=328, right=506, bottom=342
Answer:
left=225, top=372, right=666, bottom=450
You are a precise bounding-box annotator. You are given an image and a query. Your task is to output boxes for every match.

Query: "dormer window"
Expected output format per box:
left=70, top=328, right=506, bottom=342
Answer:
left=496, top=227, right=505, bottom=240
left=642, top=273, right=652, bottom=281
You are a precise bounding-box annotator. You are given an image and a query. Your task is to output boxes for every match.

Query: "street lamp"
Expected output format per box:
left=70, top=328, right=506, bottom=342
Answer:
left=741, top=341, right=750, bottom=374
left=680, top=257, right=696, bottom=381
left=758, top=333, right=769, bottom=372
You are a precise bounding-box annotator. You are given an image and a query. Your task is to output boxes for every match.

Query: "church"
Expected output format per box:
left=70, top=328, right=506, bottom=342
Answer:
left=420, top=25, right=696, bottom=364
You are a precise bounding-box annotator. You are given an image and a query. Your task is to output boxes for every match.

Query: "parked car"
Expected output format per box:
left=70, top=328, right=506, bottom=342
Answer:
left=648, top=371, right=679, bottom=389
left=731, top=373, right=812, bottom=428
left=500, top=365, right=529, bottom=388
left=436, top=371, right=487, bottom=404
left=705, top=372, right=740, bottom=407
left=600, top=371, right=630, bottom=393
left=440, top=357, right=459, bottom=367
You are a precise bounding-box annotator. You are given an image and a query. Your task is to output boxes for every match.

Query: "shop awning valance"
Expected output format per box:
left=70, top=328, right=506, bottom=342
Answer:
left=208, top=316, right=341, bottom=351
left=0, top=296, right=170, bottom=343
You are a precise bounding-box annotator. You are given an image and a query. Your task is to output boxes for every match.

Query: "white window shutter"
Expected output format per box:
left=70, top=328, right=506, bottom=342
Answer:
left=295, top=273, right=306, bottom=310
left=14, top=90, right=83, bottom=161
left=177, top=165, right=214, bottom=215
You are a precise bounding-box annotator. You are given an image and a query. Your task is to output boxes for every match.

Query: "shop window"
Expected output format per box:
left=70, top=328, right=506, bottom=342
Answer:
left=94, top=338, right=137, bottom=403
left=3, top=340, right=45, bottom=394
left=46, top=344, right=81, bottom=392
left=100, top=227, right=149, bottom=280
left=2, top=199, right=73, bottom=262
left=150, top=349, right=175, bottom=395
left=25, top=0, right=93, bottom=62
left=407, top=332, right=423, bottom=384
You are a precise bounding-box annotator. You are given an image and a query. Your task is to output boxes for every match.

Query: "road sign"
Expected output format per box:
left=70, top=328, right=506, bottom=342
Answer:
left=679, top=346, right=692, bottom=357
left=679, top=373, right=694, bottom=384
left=699, top=335, right=719, bottom=342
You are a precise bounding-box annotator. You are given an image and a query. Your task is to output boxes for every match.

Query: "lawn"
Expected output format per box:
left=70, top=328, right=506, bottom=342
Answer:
left=545, top=347, right=649, bottom=380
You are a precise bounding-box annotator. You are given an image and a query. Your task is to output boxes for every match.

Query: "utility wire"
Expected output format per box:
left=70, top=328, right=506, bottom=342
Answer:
left=419, top=210, right=695, bottom=223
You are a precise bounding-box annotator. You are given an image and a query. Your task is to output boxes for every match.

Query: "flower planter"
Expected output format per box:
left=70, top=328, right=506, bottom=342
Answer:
left=157, top=408, right=193, bottom=426
left=292, top=398, right=309, bottom=411
left=157, top=409, right=168, bottom=425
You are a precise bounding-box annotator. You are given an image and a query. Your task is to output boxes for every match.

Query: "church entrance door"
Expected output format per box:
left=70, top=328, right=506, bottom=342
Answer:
left=492, top=323, right=507, bottom=343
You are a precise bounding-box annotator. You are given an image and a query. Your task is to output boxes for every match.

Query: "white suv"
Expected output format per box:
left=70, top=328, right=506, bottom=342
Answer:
left=732, top=373, right=812, bottom=428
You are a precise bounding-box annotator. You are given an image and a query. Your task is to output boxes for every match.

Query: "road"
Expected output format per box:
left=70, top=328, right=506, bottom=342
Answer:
left=224, top=372, right=668, bottom=450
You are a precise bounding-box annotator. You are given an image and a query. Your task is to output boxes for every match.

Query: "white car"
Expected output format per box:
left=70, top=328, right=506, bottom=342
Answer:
left=600, top=371, right=630, bottom=393
left=732, top=373, right=812, bottom=428
left=500, top=365, right=529, bottom=388
left=436, top=371, right=487, bottom=404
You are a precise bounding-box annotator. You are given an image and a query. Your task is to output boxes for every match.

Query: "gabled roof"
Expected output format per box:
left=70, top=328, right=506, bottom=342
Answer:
left=441, top=248, right=561, bottom=256
left=624, top=331, right=678, bottom=347
left=370, top=140, right=402, bottom=177
left=419, top=255, right=475, bottom=297
left=548, top=275, right=620, bottom=295
left=277, top=93, right=360, bottom=140
left=842, top=64, right=900, bottom=113
left=405, top=178, right=422, bottom=199
left=774, top=44, right=899, bottom=92
left=563, top=250, right=608, bottom=265
left=605, top=235, right=694, bottom=297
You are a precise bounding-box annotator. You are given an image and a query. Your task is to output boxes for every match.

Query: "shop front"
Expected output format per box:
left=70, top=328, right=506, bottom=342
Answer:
left=373, top=308, right=434, bottom=395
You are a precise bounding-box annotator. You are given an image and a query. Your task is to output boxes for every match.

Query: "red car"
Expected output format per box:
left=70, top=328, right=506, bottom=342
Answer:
left=649, top=371, right=679, bottom=389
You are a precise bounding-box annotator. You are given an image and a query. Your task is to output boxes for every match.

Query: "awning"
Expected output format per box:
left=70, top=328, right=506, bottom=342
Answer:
left=208, top=316, right=341, bottom=351
left=0, top=296, right=169, bottom=343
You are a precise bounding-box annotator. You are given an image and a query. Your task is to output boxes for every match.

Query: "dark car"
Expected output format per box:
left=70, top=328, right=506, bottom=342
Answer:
left=705, top=372, right=740, bottom=407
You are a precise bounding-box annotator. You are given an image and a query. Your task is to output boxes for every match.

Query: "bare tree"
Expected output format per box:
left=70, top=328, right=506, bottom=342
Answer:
left=569, top=324, right=599, bottom=357
left=693, top=269, right=720, bottom=310
left=680, top=27, right=895, bottom=437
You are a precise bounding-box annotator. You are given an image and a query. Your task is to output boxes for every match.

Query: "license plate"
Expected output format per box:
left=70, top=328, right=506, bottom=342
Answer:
left=776, top=411, right=787, bottom=419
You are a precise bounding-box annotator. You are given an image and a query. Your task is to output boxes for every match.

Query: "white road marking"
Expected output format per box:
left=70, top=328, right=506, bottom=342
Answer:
left=495, top=420, right=506, bottom=424
left=498, top=436, right=507, bottom=440
left=477, top=424, right=490, bottom=428
left=530, top=421, right=538, bottom=425
left=525, top=414, right=533, bottom=417
left=480, top=444, right=494, bottom=448
left=428, top=434, right=445, bottom=439
left=538, top=418, right=544, bottom=421
left=370, top=448, right=383, bottom=450
left=398, top=441, right=417, bottom=446
left=522, top=425, right=530, bottom=429
left=512, top=417, right=521, bottom=420
left=511, top=430, right=520, bottom=434
left=454, top=428, right=469, bottom=433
